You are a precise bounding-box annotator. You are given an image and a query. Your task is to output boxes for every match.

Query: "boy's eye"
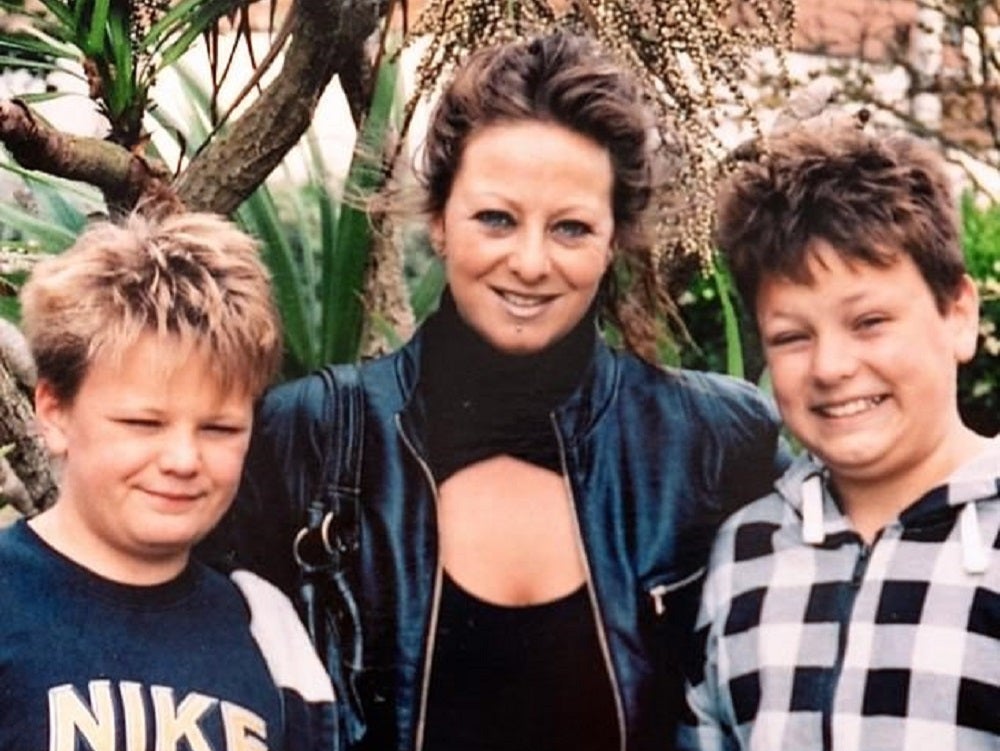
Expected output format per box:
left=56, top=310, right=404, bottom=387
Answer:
left=552, top=220, right=593, bottom=240
left=118, top=418, right=161, bottom=429
left=474, top=210, right=515, bottom=230
left=856, top=315, right=888, bottom=331
left=203, top=423, right=246, bottom=436
left=766, top=331, right=808, bottom=348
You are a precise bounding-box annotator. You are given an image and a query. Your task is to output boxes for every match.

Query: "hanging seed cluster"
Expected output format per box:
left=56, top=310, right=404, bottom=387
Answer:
left=399, top=0, right=795, bottom=283
left=130, top=0, right=172, bottom=47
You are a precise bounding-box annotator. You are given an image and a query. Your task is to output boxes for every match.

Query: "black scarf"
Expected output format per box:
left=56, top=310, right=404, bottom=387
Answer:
left=419, top=290, right=597, bottom=484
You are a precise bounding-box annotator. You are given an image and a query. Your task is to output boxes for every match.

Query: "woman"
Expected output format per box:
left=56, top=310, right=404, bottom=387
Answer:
left=214, top=31, right=787, bottom=751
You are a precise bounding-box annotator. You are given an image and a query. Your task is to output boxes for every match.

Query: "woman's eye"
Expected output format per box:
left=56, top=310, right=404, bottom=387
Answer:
left=552, top=220, right=592, bottom=239
left=474, top=210, right=514, bottom=229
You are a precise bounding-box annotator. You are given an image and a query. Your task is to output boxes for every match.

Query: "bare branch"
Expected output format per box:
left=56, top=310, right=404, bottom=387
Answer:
left=175, top=0, right=385, bottom=214
left=0, top=99, right=174, bottom=216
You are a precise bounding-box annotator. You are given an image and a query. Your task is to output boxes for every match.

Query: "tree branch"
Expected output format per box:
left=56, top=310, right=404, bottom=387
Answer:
left=176, top=0, right=385, bottom=214
left=0, top=100, right=173, bottom=216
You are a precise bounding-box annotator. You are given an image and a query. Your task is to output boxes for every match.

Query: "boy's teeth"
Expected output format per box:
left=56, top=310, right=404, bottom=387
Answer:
left=821, top=396, right=883, bottom=418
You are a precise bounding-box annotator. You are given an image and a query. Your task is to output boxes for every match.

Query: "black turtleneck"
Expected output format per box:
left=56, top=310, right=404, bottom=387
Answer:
left=419, top=289, right=597, bottom=483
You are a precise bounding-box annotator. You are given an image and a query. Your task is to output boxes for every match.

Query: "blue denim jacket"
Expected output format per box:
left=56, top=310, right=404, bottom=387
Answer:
left=214, top=331, right=788, bottom=751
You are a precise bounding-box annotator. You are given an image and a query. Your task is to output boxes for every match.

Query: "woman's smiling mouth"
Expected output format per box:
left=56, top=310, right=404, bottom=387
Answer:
left=494, top=288, right=558, bottom=313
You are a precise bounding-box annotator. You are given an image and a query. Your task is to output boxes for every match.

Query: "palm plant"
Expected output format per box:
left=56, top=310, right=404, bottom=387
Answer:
left=0, top=44, right=420, bottom=378
left=0, top=0, right=259, bottom=148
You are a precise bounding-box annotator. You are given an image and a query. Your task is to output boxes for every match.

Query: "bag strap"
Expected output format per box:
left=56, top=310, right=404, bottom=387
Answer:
left=291, top=364, right=367, bottom=747
left=293, top=363, right=363, bottom=573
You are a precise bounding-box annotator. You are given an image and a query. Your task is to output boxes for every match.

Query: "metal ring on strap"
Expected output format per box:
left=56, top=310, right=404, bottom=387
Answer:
left=320, top=511, right=336, bottom=554
left=292, top=526, right=311, bottom=569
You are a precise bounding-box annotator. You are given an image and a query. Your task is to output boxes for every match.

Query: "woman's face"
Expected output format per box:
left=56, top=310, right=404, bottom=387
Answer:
left=431, top=120, right=615, bottom=355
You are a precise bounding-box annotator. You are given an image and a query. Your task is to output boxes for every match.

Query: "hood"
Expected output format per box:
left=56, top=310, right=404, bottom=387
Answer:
left=775, top=438, right=1000, bottom=574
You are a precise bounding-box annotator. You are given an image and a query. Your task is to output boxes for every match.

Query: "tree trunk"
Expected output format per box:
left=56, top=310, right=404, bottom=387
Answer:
left=176, top=0, right=386, bottom=214
left=0, top=361, right=56, bottom=515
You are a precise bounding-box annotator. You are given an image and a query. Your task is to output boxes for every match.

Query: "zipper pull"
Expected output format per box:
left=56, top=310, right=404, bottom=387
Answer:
left=650, top=584, right=668, bottom=616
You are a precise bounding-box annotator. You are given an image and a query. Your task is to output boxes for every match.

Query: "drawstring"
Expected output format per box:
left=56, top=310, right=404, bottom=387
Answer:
left=959, top=503, right=989, bottom=575
left=801, top=474, right=825, bottom=544
left=799, top=471, right=991, bottom=574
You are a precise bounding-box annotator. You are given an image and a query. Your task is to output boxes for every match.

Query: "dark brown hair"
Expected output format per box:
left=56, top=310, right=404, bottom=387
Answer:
left=716, top=124, right=966, bottom=316
left=422, top=30, right=669, bottom=360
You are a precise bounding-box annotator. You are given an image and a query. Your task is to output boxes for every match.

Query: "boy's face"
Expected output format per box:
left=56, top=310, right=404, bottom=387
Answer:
left=35, top=333, right=253, bottom=584
left=757, top=240, right=979, bottom=492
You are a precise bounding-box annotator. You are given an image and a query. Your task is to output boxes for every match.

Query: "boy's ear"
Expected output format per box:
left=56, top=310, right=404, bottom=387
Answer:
left=34, top=381, right=69, bottom=456
left=948, top=274, right=981, bottom=364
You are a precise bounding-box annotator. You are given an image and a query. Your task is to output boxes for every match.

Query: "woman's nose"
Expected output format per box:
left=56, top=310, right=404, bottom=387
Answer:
left=506, top=231, right=550, bottom=282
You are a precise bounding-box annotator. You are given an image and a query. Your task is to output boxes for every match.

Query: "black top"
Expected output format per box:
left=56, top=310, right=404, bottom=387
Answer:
left=420, top=289, right=596, bottom=483
left=423, top=573, right=619, bottom=751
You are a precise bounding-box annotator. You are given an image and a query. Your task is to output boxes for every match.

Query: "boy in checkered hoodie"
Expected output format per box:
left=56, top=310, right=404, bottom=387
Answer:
left=677, top=123, right=998, bottom=751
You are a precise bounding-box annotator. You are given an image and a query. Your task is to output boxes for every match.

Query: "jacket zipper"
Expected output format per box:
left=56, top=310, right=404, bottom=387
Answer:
left=400, top=411, right=628, bottom=751
left=551, top=413, right=628, bottom=751
left=648, top=567, right=706, bottom=616
left=822, top=540, right=872, bottom=750
left=395, top=414, right=445, bottom=751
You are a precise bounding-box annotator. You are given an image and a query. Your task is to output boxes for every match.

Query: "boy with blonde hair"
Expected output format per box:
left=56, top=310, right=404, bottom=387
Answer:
left=0, top=212, right=336, bottom=750
left=679, top=125, right=998, bottom=750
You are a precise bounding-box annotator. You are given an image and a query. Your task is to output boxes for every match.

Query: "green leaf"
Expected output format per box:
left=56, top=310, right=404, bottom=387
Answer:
left=155, top=0, right=240, bottom=68
left=710, top=260, right=744, bottom=379
left=320, top=55, right=401, bottom=363
left=142, top=0, right=233, bottom=51
left=0, top=160, right=104, bottom=206
left=0, top=56, right=62, bottom=73
left=235, top=188, right=315, bottom=374
left=410, top=256, right=445, bottom=322
left=0, top=202, right=75, bottom=252
left=0, top=33, right=72, bottom=59
left=31, top=0, right=75, bottom=29
left=23, top=177, right=88, bottom=235
left=0, top=297, right=21, bottom=325
left=83, top=0, right=112, bottom=56
left=368, top=312, right=405, bottom=351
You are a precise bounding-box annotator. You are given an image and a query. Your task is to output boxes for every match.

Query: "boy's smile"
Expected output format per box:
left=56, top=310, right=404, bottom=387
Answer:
left=757, top=241, right=982, bottom=513
left=811, top=394, right=888, bottom=419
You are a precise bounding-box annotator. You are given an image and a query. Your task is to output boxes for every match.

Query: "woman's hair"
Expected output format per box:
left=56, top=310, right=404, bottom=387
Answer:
left=20, top=211, right=283, bottom=402
left=421, top=30, right=670, bottom=361
left=716, top=124, right=966, bottom=316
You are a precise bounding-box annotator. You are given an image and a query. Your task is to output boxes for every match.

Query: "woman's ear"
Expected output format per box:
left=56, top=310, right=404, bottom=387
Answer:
left=34, top=380, right=69, bottom=456
left=949, top=274, right=981, bottom=364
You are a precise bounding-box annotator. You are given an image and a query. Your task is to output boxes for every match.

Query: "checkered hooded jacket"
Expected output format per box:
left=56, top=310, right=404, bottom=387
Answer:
left=677, top=439, right=1000, bottom=751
